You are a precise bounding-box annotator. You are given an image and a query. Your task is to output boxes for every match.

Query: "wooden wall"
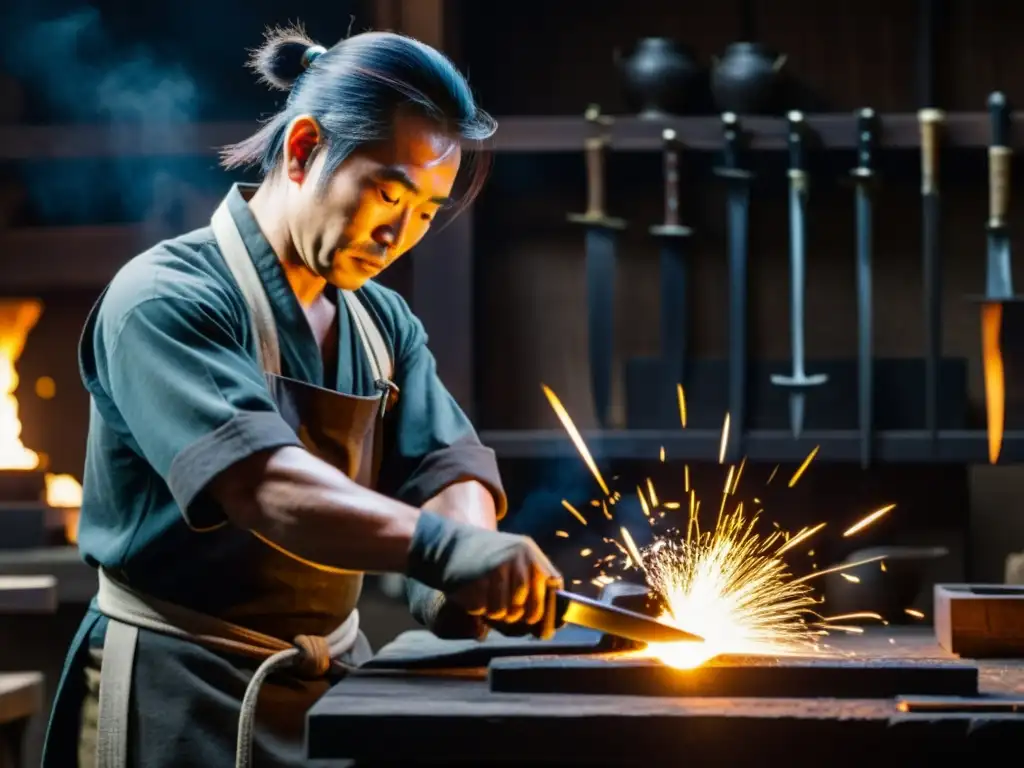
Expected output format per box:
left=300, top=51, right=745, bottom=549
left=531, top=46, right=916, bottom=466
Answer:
left=4, top=0, right=1024, bottom=581
left=455, top=0, right=1024, bottom=580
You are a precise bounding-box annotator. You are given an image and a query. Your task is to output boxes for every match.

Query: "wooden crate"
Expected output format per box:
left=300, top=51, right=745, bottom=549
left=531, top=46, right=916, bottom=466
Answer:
left=934, top=584, right=1024, bottom=657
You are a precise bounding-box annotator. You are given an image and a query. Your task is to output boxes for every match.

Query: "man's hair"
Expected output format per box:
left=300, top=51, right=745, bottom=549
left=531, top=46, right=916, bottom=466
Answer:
left=220, top=25, right=496, bottom=215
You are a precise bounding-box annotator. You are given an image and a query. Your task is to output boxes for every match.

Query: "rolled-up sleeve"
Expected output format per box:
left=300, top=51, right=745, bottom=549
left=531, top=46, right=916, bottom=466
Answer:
left=376, top=313, right=507, bottom=519
left=96, top=296, right=302, bottom=528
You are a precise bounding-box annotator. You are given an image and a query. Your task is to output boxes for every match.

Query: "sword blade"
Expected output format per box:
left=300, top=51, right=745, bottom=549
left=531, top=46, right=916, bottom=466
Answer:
left=725, top=184, right=750, bottom=460
left=986, top=230, right=1014, bottom=299
left=922, top=192, right=942, bottom=446
left=981, top=302, right=1006, bottom=464
left=585, top=226, right=617, bottom=427
left=855, top=186, right=874, bottom=467
left=788, top=185, right=808, bottom=381
left=659, top=237, right=689, bottom=390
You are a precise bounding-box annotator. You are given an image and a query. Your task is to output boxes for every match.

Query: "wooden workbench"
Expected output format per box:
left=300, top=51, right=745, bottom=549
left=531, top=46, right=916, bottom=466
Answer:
left=307, top=628, right=1024, bottom=766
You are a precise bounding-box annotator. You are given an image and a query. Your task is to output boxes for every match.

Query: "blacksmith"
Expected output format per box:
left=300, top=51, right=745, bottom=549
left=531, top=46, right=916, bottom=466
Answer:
left=43, top=24, right=562, bottom=768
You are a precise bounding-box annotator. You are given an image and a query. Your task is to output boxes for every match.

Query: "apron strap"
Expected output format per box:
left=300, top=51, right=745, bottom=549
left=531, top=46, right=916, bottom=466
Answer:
left=340, top=289, right=394, bottom=383
left=211, top=200, right=282, bottom=376
left=94, top=569, right=360, bottom=768
left=211, top=197, right=395, bottom=384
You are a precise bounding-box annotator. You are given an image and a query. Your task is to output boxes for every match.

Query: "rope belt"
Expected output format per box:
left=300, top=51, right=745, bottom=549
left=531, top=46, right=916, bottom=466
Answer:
left=94, top=568, right=360, bottom=768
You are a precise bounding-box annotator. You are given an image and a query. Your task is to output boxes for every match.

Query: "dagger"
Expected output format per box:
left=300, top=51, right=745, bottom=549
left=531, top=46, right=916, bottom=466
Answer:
left=650, top=128, right=693, bottom=420
left=772, top=111, right=828, bottom=439
left=851, top=108, right=878, bottom=468
left=569, top=105, right=626, bottom=428
left=919, top=107, right=945, bottom=453
left=981, top=92, right=1014, bottom=465
left=713, top=113, right=754, bottom=462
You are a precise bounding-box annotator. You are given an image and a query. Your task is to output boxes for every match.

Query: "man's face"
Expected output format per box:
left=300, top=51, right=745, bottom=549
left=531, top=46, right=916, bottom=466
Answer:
left=284, top=113, right=462, bottom=290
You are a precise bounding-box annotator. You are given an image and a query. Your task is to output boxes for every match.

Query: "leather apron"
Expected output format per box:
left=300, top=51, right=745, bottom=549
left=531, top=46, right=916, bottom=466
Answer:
left=88, top=197, right=398, bottom=768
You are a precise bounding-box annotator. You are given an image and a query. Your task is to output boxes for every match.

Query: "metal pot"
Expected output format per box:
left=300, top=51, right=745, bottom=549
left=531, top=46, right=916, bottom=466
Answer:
left=615, top=38, right=700, bottom=118
left=710, top=42, right=787, bottom=114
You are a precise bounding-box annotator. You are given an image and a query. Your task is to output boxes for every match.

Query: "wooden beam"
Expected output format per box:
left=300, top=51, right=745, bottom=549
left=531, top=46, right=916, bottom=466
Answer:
left=0, top=225, right=168, bottom=291
left=0, top=113, right=1016, bottom=161
left=0, top=576, right=57, bottom=614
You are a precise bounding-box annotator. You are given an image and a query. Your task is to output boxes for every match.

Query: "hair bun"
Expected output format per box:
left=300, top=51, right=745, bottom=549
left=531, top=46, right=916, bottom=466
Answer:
left=250, top=24, right=325, bottom=92
left=302, top=45, right=327, bottom=69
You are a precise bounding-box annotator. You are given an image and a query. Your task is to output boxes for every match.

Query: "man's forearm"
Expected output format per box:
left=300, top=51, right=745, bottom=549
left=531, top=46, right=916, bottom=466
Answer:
left=422, top=479, right=498, bottom=531
left=209, top=445, right=422, bottom=574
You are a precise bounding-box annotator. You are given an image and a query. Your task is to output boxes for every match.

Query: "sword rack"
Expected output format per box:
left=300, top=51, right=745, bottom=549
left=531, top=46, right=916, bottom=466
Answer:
left=480, top=102, right=1021, bottom=467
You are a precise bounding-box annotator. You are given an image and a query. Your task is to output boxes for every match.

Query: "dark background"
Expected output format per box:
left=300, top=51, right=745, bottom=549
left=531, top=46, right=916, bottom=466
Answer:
left=4, top=2, right=1024, bottom=765
left=2, top=0, right=1023, bottom=587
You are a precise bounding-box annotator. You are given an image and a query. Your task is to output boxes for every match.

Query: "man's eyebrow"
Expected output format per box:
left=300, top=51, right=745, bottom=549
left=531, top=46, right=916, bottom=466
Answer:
left=376, top=166, right=453, bottom=206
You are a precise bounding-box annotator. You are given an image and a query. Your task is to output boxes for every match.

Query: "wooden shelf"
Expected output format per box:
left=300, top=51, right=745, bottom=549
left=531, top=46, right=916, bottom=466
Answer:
left=479, top=429, right=1021, bottom=464
left=0, top=113, right=1013, bottom=160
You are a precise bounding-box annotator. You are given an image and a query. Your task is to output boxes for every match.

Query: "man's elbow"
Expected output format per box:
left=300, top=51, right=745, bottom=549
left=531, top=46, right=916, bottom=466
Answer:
left=204, top=447, right=286, bottom=529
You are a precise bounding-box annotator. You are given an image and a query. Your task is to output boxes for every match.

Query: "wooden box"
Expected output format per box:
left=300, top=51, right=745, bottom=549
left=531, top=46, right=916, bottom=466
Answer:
left=934, top=584, right=1024, bottom=658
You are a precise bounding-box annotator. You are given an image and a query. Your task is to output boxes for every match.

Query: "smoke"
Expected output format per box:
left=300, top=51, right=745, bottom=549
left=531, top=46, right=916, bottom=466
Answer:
left=0, top=5, right=215, bottom=224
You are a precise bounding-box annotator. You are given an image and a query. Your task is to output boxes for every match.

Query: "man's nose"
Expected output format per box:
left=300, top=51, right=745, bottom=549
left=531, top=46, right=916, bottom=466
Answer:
left=371, top=210, right=410, bottom=252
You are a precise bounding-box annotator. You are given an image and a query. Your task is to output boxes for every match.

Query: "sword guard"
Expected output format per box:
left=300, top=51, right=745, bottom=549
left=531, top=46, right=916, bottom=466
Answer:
left=649, top=223, right=692, bottom=238
left=568, top=212, right=626, bottom=230
left=770, top=373, right=829, bottom=388
left=713, top=167, right=754, bottom=182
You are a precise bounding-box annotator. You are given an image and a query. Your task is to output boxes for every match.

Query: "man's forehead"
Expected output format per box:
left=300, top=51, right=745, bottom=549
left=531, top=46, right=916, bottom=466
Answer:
left=382, top=114, right=461, bottom=168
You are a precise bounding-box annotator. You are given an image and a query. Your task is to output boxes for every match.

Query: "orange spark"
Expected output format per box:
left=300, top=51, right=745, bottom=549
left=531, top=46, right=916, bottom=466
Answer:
left=790, top=554, right=887, bottom=585
left=647, top=478, right=659, bottom=507
left=541, top=384, right=610, bottom=496
left=788, top=446, right=819, bottom=487
left=561, top=499, right=588, bottom=526
left=842, top=504, right=896, bottom=537
left=776, top=522, right=827, bottom=555
left=677, top=384, right=687, bottom=427
left=718, top=412, right=730, bottom=464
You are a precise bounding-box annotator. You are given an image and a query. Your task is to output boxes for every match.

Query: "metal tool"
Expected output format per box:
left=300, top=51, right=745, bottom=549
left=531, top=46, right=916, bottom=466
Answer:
left=897, top=695, right=1024, bottom=714
left=714, top=113, right=754, bottom=461
left=550, top=589, right=703, bottom=645
left=569, top=105, right=626, bottom=428
left=650, top=128, right=693, bottom=412
left=772, top=111, right=827, bottom=439
left=981, top=92, right=1014, bottom=465
left=851, top=109, right=878, bottom=468
left=919, top=107, right=944, bottom=453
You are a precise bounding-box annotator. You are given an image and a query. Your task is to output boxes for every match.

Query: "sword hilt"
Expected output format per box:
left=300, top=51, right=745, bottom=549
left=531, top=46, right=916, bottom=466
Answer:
left=713, top=112, right=753, bottom=184
left=661, top=128, right=682, bottom=228
left=787, top=111, right=808, bottom=192
left=722, top=112, right=741, bottom=171
left=853, top=108, right=877, bottom=177
left=988, top=92, right=1012, bottom=228
left=918, top=108, right=944, bottom=196
left=569, top=105, right=624, bottom=229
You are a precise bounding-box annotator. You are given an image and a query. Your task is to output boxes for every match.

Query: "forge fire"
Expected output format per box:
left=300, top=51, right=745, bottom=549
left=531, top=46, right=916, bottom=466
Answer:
left=0, top=298, right=82, bottom=518
left=541, top=383, right=904, bottom=670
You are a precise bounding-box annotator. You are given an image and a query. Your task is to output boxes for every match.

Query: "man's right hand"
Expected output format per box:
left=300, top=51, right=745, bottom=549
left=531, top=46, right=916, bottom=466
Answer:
left=406, top=511, right=564, bottom=636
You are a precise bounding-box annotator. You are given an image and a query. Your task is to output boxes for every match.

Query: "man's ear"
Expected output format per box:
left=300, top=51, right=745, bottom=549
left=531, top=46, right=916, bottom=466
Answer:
left=284, top=115, right=322, bottom=184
